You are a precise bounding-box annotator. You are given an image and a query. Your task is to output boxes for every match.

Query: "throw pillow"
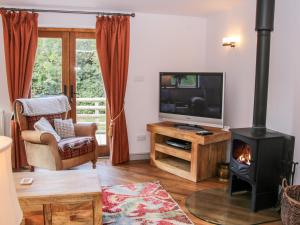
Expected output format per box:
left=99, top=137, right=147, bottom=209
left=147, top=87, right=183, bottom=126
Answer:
left=54, top=119, right=75, bottom=139
left=34, top=117, right=61, bottom=142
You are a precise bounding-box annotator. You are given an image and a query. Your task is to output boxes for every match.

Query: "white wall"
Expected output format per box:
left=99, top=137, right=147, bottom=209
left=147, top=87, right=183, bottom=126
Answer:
left=272, top=0, right=300, bottom=185
left=0, top=12, right=207, bottom=157
left=127, top=14, right=206, bottom=156
left=206, top=1, right=256, bottom=128
left=205, top=0, right=300, bottom=184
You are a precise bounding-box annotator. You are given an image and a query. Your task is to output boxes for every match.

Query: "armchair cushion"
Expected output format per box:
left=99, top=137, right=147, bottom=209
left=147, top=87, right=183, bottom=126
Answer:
left=74, top=123, right=97, bottom=137
left=58, top=136, right=95, bottom=160
left=54, top=119, right=75, bottom=139
left=34, top=117, right=61, bottom=142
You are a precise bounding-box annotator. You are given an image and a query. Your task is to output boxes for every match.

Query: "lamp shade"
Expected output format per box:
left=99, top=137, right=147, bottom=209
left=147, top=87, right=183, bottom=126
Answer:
left=0, top=136, right=23, bottom=225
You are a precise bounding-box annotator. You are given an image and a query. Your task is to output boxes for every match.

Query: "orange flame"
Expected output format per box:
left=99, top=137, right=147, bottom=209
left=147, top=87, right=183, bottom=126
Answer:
left=234, top=144, right=252, bottom=166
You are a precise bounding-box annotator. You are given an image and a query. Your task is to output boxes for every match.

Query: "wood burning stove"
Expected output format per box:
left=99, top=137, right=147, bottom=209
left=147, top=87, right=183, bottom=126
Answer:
left=229, top=128, right=288, bottom=211
left=229, top=0, right=296, bottom=212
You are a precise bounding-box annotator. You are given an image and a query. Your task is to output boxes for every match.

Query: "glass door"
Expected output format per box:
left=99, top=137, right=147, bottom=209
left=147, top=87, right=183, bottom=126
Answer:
left=70, top=32, right=108, bottom=155
left=32, top=29, right=109, bottom=156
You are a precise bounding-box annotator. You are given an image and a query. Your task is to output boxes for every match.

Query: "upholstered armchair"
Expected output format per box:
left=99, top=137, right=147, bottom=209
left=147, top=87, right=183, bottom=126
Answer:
left=14, top=97, right=98, bottom=171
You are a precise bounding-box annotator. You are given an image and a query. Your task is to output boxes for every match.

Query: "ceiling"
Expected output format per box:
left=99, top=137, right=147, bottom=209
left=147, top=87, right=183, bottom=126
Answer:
left=0, top=0, right=241, bottom=17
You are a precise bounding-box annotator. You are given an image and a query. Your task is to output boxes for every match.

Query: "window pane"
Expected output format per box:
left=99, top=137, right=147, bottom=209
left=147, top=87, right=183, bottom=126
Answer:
left=75, top=39, right=106, bottom=144
left=32, top=38, right=62, bottom=97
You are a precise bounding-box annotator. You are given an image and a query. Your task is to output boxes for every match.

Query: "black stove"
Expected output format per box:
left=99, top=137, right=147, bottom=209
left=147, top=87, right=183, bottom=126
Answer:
left=229, top=128, right=294, bottom=211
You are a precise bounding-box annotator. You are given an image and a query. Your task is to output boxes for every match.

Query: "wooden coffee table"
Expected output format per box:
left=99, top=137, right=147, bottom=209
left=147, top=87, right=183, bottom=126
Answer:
left=14, top=170, right=102, bottom=225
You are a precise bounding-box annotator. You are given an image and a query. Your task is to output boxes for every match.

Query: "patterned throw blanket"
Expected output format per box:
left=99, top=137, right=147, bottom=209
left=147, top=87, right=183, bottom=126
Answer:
left=102, top=181, right=194, bottom=225
left=57, top=137, right=95, bottom=160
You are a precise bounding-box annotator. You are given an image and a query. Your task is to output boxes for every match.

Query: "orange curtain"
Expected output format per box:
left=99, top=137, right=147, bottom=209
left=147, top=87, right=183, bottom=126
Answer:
left=1, top=10, right=38, bottom=169
left=96, top=16, right=130, bottom=165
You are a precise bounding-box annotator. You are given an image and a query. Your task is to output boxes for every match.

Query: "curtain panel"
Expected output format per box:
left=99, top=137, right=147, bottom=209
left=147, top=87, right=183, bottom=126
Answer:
left=96, top=16, right=130, bottom=165
left=1, top=10, right=38, bottom=169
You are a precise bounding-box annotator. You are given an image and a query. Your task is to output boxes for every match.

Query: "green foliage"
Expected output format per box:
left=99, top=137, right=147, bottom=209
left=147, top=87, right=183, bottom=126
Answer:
left=76, top=39, right=104, bottom=98
left=32, top=38, right=62, bottom=96
left=32, top=38, right=104, bottom=98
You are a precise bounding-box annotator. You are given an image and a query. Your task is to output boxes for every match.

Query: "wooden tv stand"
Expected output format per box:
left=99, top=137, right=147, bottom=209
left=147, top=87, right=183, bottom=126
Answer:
left=147, top=122, right=231, bottom=182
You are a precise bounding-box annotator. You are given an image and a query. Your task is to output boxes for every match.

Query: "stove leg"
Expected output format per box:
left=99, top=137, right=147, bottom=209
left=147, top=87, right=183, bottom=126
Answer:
left=251, top=185, right=257, bottom=212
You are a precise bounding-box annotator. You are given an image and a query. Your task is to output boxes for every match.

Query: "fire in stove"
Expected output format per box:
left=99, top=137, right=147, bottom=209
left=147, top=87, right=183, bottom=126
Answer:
left=234, top=144, right=252, bottom=166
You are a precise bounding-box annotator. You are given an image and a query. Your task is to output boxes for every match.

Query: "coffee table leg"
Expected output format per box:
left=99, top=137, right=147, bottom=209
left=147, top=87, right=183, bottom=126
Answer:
left=94, top=194, right=102, bottom=225
left=44, top=204, right=52, bottom=225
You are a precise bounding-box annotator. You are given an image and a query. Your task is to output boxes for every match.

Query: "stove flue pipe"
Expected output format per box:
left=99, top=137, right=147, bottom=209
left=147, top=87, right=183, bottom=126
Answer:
left=252, top=0, right=275, bottom=135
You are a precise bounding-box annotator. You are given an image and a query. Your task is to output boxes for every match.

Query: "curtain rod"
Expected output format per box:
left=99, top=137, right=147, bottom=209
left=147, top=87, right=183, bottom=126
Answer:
left=0, top=7, right=135, bottom=17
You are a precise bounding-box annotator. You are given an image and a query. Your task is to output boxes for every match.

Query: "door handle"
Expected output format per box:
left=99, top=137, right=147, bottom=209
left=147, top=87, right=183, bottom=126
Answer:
left=70, top=85, right=74, bottom=103
left=63, top=85, right=67, bottom=96
left=70, top=85, right=74, bottom=98
left=69, top=85, right=78, bottom=103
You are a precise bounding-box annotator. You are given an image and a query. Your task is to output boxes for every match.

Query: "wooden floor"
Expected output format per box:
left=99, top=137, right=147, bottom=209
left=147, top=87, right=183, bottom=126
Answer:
left=77, top=159, right=283, bottom=225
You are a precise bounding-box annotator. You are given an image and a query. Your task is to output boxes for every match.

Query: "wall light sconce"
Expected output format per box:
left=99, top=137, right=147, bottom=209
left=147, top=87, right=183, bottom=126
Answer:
left=222, top=37, right=240, bottom=47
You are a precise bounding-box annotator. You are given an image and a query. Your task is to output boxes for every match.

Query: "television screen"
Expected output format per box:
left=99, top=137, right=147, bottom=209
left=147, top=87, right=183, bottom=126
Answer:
left=159, top=73, right=224, bottom=121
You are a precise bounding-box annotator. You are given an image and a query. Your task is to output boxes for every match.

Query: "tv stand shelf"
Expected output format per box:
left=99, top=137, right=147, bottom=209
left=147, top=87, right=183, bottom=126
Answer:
left=147, top=122, right=231, bottom=182
left=155, top=143, right=192, bottom=161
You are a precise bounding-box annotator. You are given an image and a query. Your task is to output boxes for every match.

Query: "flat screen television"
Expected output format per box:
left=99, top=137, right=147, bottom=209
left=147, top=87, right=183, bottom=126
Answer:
left=159, top=72, right=225, bottom=128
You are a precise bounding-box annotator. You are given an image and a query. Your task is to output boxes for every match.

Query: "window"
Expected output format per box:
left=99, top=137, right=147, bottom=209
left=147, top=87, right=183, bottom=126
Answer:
left=32, top=38, right=62, bottom=96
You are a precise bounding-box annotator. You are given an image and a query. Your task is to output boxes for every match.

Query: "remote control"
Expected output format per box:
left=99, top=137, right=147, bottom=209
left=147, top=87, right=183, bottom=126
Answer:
left=20, top=177, right=34, bottom=185
left=196, top=130, right=213, bottom=136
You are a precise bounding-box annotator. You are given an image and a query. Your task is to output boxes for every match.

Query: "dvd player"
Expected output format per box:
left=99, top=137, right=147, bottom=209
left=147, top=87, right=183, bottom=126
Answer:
left=165, top=138, right=191, bottom=150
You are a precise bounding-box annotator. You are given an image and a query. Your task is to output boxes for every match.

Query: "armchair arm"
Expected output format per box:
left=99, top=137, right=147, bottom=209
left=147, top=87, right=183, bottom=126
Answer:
left=74, top=122, right=97, bottom=137
left=21, top=130, right=63, bottom=170
left=21, top=130, right=57, bottom=145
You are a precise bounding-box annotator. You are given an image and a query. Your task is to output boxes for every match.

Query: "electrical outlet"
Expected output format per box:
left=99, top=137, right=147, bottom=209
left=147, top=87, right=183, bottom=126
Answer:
left=136, top=134, right=146, bottom=141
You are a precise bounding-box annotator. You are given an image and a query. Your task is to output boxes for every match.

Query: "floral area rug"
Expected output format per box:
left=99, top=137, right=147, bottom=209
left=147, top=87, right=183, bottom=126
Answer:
left=102, top=181, right=194, bottom=225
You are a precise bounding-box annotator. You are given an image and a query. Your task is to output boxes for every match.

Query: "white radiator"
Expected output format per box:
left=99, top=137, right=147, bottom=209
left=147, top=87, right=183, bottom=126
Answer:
left=0, top=110, right=5, bottom=135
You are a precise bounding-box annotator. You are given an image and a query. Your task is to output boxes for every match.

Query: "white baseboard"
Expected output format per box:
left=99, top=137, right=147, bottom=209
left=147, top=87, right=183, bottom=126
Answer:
left=130, top=153, right=150, bottom=161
